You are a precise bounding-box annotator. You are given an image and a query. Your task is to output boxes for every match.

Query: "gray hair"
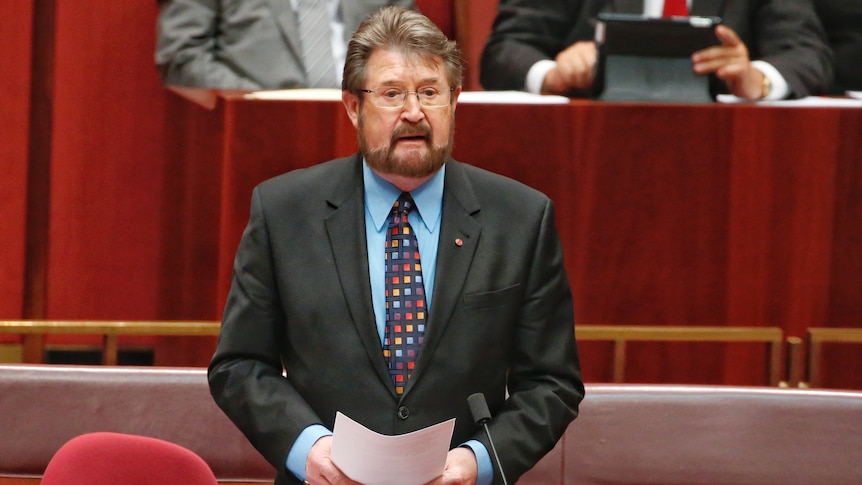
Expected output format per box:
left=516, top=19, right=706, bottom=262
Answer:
left=342, top=7, right=464, bottom=94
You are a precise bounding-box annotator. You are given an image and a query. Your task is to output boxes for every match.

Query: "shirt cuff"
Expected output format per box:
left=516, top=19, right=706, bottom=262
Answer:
left=525, top=60, right=558, bottom=94
left=751, top=60, right=789, bottom=100
left=462, top=439, right=494, bottom=485
left=285, top=424, right=332, bottom=481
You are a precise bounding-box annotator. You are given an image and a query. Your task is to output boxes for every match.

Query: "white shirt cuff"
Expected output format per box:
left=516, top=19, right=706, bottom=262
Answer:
left=751, top=60, right=789, bottom=100
left=525, top=60, right=558, bottom=94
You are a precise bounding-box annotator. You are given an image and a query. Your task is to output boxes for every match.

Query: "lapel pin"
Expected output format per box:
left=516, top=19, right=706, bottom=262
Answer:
left=455, top=238, right=463, bottom=247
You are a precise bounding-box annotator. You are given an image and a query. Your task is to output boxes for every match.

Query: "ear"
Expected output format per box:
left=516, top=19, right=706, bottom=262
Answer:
left=342, top=91, right=361, bottom=129
left=451, top=86, right=462, bottom=113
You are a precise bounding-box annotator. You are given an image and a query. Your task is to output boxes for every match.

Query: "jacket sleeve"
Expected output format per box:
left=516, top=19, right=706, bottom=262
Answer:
left=155, top=0, right=263, bottom=89
left=753, top=0, right=833, bottom=98
left=481, top=197, right=585, bottom=484
left=480, top=0, right=589, bottom=91
left=209, top=186, right=322, bottom=473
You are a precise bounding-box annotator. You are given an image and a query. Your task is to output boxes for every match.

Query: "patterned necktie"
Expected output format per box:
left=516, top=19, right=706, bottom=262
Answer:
left=662, top=0, right=689, bottom=17
left=296, top=0, right=337, bottom=88
left=384, top=193, right=427, bottom=395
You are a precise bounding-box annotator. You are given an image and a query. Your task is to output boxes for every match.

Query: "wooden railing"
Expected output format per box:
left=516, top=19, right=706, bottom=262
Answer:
left=805, top=327, right=862, bottom=388
left=0, top=320, right=221, bottom=365
left=3, top=321, right=859, bottom=388
left=575, top=325, right=786, bottom=386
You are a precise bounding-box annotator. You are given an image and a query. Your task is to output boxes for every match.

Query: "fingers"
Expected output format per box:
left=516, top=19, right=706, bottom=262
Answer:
left=692, top=26, right=749, bottom=76
left=714, top=25, right=742, bottom=47
left=424, top=447, right=478, bottom=485
left=555, top=41, right=597, bottom=89
left=306, top=436, right=358, bottom=484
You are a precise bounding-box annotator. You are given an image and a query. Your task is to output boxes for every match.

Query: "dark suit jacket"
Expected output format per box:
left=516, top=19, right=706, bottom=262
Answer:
left=156, top=0, right=413, bottom=89
left=209, top=154, right=584, bottom=485
left=814, top=0, right=862, bottom=93
left=480, top=0, right=833, bottom=98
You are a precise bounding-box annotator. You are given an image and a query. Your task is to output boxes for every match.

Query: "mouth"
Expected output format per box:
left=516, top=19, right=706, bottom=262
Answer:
left=396, top=134, right=428, bottom=143
left=391, top=122, right=432, bottom=146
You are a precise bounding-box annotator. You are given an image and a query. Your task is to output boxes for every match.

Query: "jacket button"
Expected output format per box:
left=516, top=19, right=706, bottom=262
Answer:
left=397, top=406, right=410, bottom=420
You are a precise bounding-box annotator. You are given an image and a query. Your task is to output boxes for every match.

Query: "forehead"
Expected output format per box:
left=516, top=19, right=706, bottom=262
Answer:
left=365, top=49, right=447, bottom=87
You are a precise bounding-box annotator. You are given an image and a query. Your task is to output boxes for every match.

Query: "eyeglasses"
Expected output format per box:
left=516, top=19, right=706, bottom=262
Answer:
left=359, top=87, right=454, bottom=109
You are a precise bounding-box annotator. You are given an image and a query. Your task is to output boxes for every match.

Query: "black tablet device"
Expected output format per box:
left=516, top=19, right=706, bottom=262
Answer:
left=593, top=13, right=722, bottom=102
left=595, top=13, right=722, bottom=58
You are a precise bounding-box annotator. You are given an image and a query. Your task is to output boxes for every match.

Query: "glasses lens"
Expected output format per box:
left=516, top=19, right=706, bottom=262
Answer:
left=378, top=88, right=404, bottom=108
left=369, top=88, right=449, bottom=108
left=418, top=88, right=444, bottom=107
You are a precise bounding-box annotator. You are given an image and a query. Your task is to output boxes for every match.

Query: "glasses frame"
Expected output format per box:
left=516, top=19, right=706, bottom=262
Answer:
left=358, top=87, right=456, bottom=109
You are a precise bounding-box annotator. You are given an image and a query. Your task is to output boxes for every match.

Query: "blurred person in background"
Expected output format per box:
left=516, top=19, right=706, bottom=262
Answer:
left=156, top=0, right=414, bottom=89
left=481, top=0, right=833, bottom=100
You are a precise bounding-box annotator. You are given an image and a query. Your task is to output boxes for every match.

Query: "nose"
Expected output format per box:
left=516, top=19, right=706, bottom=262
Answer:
left=400, top=93, right=426, bottom=123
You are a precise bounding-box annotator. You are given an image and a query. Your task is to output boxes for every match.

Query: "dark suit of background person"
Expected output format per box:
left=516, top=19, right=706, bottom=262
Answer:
left=814, top=0, right=862, bottom=93
left=480, top=0, right=834, bottom=99
left=155, top=0, right=414, bottom=89
left=208, top=7, right=583, bottom=485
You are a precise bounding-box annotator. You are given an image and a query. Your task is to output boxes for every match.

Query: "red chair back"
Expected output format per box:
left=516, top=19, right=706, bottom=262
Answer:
left=41, top=432, right=219, bottom=485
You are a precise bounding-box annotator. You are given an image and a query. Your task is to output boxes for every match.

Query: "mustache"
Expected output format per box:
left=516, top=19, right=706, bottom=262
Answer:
left=390, top=121, right=432, bottom=144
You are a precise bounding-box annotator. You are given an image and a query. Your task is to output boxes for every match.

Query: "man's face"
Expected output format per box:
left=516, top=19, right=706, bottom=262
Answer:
left=343, top=49, right=461, bottom=182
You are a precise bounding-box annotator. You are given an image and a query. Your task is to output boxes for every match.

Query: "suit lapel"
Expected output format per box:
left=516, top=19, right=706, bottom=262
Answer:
left=324, top=156, right=394, bottom=393
left=405, top=161, right=482, bottom=393
left=263, top=0, right=304, bottom=66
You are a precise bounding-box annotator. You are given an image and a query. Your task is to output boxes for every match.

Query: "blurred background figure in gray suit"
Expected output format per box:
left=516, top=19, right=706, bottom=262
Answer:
left=156, top=0, right=414, bottom=89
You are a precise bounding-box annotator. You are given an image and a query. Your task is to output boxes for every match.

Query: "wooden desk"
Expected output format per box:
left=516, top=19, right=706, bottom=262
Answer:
left=163, top=90, right=862, bottom=386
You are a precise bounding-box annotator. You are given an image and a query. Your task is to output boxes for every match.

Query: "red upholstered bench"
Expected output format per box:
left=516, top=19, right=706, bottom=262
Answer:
left=0, top=364, right=273, bottom=485
left=521, top=384, right=862, bottom=484
left=3, top=365, right=862, bottom=484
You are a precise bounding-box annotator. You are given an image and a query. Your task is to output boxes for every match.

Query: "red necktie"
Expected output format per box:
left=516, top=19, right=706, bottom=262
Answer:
left=383, top=193, right=426, bottom=395
left=663, top=0, right=688, bottom=17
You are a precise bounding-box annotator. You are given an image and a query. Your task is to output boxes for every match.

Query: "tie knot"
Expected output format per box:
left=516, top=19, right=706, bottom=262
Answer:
left=394, top=192, right=415, bottom=216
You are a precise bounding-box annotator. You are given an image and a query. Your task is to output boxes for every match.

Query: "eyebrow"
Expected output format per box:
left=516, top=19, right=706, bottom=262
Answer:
left=376, top=76, right=443, bottom=87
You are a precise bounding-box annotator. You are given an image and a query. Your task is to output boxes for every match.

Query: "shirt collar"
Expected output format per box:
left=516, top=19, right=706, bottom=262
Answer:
left=363, top=160, right=445, bottom=233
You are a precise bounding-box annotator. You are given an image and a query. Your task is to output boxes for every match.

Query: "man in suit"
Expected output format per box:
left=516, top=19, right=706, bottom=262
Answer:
left=156, top=0, right=414, bottom=89
left=209, top=6, right=584, bottom=485
left=480, top=0, right=833, bottom=100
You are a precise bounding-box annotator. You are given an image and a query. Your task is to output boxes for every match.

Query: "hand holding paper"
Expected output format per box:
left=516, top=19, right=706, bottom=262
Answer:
left=330, top=412, right=455, bottom=485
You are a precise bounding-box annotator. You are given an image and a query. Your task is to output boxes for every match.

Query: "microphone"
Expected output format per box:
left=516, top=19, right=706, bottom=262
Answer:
left=467, top=393, right=508, bottom=485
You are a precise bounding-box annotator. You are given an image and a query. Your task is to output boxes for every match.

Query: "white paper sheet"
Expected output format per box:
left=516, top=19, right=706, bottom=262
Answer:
left=457, top=90, right=571, bottom=104
left=243, top=88, right=343, bottom=101
left=243, top=88, right=570, bottom=105
left=330, top=412, right=455, bottom=485
left=716, top=94, right=862, bottom=108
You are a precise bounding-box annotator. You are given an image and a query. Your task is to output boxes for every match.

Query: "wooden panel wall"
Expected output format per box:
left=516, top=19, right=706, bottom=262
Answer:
left=46, top=2, right=169, bottom=324
left=0, top=1, right=34, bottom=322
left=456, top=0, right=499, bottom=90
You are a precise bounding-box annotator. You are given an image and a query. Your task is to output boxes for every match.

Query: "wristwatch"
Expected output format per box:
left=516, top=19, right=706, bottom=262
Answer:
left=760, top=73, right=772, bottom=99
